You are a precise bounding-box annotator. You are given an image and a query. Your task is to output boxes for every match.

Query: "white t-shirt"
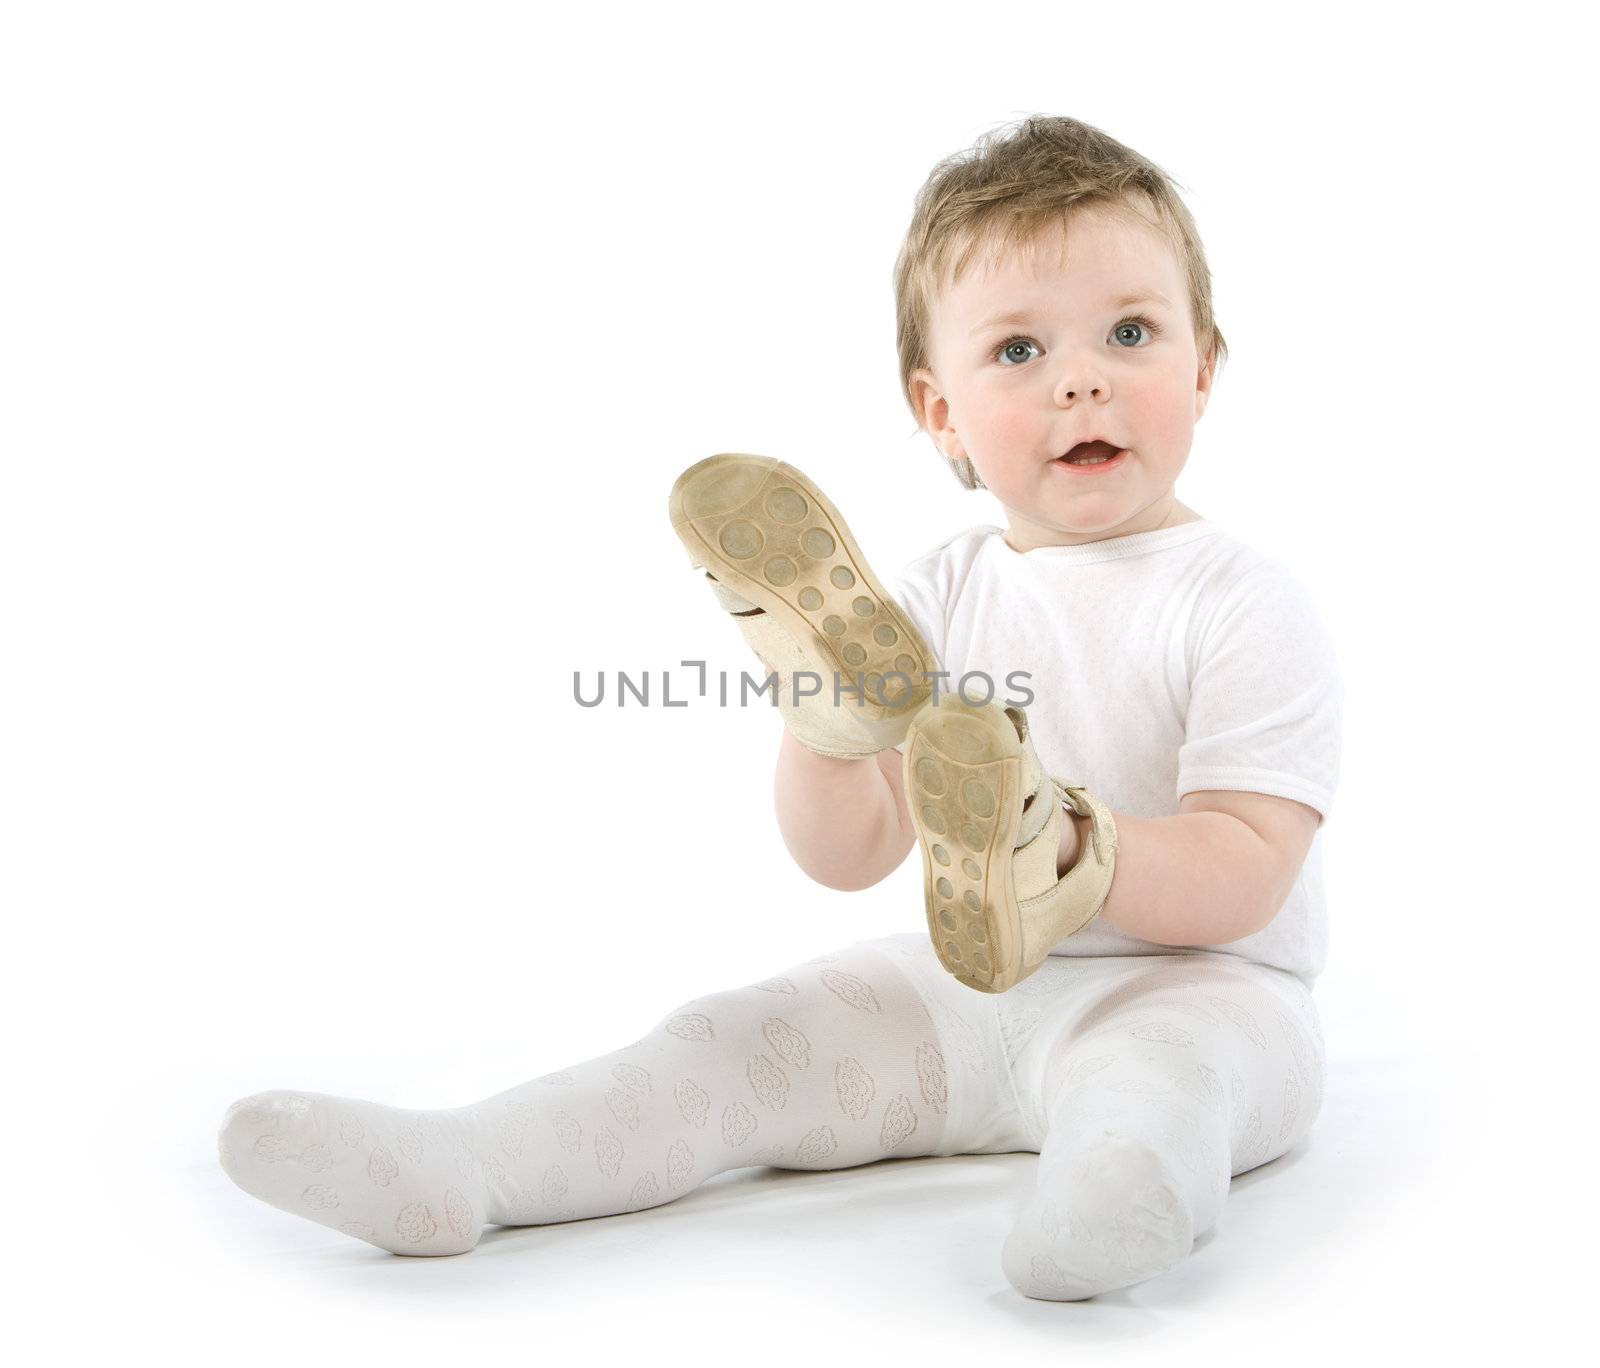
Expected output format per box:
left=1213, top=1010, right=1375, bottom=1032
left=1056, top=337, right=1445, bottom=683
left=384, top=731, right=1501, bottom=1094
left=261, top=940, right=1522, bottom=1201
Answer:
left=885, top=519, right=1342, bottom=988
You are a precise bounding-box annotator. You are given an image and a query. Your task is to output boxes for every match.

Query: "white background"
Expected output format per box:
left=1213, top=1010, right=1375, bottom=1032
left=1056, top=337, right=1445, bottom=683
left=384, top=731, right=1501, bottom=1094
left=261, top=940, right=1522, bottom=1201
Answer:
left=3, top=0, right=1593, bottom=1361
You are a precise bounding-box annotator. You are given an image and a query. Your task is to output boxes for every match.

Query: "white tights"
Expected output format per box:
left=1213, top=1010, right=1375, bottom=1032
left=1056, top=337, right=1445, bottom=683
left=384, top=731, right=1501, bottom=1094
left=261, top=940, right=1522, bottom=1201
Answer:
left=218, top=932, right=1324, bottom=1301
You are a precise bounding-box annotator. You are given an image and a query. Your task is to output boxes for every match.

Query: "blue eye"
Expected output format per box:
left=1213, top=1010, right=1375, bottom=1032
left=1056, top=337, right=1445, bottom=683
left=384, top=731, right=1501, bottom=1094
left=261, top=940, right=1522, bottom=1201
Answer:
left=992, top=314, right=1163, bottom=365
left=1112, top=316, right=1158, bottom=347
left=995, top=337, right=1042, bottom=366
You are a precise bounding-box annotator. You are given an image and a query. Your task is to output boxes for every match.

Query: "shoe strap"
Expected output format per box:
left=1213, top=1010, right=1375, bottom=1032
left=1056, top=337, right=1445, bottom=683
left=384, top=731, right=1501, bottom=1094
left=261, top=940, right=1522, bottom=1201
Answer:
left=1014, top=772, right=1056, bottom=848
left=1060, top=784, right=1120, bottom=870
left=705, top=572, right=762, bottom=615
left=1009, top=707, right=1051, bottom=848
left=1018, top=781, right=1118, bottom=872
left=1014, top=781, right=1120, bottom=957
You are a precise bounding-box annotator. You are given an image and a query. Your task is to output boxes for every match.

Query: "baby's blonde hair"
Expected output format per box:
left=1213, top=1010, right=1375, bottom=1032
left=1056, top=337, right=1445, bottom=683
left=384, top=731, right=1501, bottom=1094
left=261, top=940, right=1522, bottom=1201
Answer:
left=893, top=115, right=1229, bottom=490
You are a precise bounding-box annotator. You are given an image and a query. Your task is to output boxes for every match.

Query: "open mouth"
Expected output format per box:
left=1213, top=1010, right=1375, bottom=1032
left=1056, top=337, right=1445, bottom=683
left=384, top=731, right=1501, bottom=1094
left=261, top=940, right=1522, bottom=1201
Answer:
left=1054, top=440, right=1126, bottom=469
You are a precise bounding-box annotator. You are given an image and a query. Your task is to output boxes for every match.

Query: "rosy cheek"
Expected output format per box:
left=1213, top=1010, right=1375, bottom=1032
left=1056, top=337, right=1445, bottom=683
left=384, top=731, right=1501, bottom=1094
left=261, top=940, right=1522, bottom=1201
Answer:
left=1126, top=375, right=1194, bottom=447
left=982, top=401, right=1040, bottom=451
left=994, top=420, right=1038, bottom=454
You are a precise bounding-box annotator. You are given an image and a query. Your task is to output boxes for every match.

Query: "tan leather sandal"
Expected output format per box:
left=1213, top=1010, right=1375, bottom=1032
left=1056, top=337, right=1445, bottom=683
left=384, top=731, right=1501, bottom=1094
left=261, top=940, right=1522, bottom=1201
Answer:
left=669, top=453, right=938, bottom=758
left=903, top=696, right=1118, bottom=993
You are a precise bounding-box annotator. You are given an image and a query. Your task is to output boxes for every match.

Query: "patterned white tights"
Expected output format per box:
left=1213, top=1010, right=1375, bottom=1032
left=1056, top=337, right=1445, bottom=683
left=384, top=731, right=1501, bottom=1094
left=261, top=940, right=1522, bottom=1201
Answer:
left=218, top=932, right=1324, bottom=1301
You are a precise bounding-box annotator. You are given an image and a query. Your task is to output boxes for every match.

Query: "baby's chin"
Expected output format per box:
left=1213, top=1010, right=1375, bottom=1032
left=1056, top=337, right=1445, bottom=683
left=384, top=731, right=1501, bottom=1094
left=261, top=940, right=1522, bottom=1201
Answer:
left=1000, top=493, right=1177, bottom=549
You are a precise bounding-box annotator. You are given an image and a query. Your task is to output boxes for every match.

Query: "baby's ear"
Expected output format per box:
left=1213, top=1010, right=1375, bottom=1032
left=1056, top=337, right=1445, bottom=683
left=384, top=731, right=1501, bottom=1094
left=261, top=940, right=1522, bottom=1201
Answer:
left=1194, top=348, right=1218, bottom=419
left=907, top=367, right=942, bottom=431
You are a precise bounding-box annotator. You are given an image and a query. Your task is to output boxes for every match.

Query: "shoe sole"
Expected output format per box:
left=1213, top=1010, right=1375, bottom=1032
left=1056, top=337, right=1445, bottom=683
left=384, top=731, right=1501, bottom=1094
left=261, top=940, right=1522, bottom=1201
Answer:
left=904, top=698, right=1028, bottom=994
left=668, top=454, right=936, bottom=723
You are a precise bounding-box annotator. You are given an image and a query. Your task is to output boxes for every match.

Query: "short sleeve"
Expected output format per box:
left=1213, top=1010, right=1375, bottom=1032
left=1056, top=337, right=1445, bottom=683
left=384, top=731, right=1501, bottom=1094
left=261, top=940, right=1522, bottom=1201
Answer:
left=1177, top=559, right=1343, bottom=821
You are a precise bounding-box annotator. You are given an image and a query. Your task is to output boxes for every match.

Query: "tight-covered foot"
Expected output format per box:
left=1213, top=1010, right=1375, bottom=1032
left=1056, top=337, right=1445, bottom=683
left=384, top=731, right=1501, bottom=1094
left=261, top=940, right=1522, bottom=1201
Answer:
left=1000, top=1136, right=1196, bottom=1301
left=217, top=1089, right=489, bottom=1255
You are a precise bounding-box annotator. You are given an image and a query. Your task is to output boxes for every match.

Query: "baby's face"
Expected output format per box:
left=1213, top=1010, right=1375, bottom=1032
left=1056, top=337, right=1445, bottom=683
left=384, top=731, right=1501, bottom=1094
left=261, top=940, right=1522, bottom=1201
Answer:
left=910, top=206, right=1213, bottom=549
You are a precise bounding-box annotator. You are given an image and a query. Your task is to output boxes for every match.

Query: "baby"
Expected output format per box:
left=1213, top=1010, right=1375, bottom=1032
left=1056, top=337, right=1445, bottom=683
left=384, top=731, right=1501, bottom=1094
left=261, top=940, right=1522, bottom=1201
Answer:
left=217, top=115, right=1341, bottom=1302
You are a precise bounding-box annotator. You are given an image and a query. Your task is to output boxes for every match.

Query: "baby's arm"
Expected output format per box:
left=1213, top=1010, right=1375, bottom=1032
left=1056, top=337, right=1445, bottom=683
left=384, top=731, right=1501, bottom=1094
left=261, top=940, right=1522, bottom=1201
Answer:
left=773, top=732, right=916, bottom=890
left=775, top=731, right=1089, bottom=896
left=1088, top=555, right=1340, bottom=947
left=1061, top=789, right=1321, bottom=946
left=773, top=724, right=1321, bottom=942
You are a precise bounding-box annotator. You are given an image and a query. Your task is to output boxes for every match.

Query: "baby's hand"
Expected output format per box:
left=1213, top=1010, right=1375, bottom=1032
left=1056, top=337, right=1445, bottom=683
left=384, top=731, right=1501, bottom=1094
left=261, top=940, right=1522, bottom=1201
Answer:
left=1056, top=804, right=1085, bottom=875
left=670, top=453, right=937, bottom=759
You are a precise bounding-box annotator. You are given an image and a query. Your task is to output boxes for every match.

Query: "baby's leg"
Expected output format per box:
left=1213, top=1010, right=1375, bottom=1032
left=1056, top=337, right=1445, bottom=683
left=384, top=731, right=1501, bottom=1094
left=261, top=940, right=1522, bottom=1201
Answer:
left=218, top=938, right=957, bottom=1255
left=998, top=955, right=1325, bottom=1301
